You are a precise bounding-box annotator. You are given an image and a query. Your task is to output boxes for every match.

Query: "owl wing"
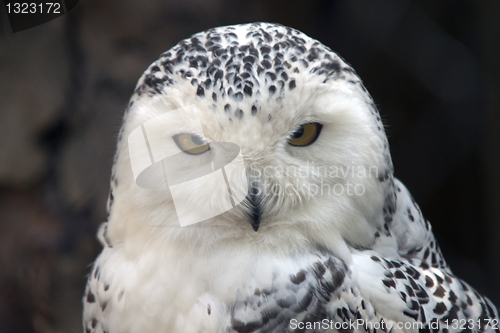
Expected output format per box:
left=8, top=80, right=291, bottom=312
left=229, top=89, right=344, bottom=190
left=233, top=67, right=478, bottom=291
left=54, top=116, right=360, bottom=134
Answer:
left=83, top=224, right=113, bottom=333
left=229, top=179, right=499, bottom=333
left=229, top=250, right=499, bottom=333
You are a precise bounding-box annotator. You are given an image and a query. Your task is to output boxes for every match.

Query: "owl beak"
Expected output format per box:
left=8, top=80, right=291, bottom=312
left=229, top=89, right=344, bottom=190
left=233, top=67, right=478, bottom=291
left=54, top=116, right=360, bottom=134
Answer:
left=250, top=216, right=260, bottom=232
left=245, top=181, right=262, bottom=232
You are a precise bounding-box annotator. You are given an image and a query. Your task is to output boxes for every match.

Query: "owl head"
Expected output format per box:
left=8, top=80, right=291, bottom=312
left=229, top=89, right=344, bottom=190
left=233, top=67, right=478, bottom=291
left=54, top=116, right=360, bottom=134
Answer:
left=105, top=23, right=396, bottom=260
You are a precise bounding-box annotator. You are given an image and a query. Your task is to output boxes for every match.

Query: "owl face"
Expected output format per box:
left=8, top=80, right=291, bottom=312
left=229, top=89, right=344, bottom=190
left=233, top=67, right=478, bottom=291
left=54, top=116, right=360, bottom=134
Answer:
left=109, top=23, right=394, bottom=253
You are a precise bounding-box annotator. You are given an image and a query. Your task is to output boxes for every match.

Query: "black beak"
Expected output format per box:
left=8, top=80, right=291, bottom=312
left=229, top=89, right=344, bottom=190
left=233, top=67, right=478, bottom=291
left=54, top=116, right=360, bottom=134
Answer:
left=245, top=181, right=263, bottom=232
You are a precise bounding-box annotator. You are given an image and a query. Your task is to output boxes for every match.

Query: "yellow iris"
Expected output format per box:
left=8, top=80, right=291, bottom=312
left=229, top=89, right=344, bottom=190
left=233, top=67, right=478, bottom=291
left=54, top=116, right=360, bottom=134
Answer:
left=173, top=133, right=210, bottom=155
left=288, top=123, right=322, bottom=146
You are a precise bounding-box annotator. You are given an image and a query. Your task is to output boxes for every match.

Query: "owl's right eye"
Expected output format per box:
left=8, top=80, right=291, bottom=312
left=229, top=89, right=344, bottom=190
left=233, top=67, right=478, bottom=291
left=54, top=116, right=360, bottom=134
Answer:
left=173, top=133, right=210, bottom=155
left=288, top=123, right=323, bottom=147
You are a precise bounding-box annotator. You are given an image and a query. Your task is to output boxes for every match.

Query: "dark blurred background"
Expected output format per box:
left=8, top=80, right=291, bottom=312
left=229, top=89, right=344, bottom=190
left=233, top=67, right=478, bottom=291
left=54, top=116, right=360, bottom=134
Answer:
left=0, top=0, right=499, bottom=332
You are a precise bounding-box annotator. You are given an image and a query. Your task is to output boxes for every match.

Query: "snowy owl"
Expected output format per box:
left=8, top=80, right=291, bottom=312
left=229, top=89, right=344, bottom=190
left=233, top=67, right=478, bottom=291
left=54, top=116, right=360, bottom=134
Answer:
left=83, top=23, right=498, bottom=333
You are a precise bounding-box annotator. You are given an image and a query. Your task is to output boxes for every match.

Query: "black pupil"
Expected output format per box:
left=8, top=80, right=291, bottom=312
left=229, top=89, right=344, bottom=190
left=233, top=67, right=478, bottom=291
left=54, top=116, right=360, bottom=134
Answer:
left=291, top=126, right=304, bottom=139
left=191, top=135, right=204, bottom=145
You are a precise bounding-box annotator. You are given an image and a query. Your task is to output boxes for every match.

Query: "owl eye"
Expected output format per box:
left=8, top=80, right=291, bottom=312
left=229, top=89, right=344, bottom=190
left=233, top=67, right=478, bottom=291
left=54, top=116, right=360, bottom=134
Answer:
left=173, top=133, right=210, bottom=155
left=288, top=123, right=323, bottom=147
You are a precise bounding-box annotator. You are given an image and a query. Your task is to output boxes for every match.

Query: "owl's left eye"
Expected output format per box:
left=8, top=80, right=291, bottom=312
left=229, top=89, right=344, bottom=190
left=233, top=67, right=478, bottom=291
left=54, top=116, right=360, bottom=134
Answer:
left=173, top=133, right=210, bottom=155
left=288, top=123, right=323, bottom=147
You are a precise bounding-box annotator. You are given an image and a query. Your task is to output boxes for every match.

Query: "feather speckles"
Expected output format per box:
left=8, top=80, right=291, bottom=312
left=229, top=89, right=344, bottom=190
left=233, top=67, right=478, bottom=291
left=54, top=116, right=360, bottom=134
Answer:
left=132, top=23, right=358, bottom=125
left=231, top=255, right=347, bottom=333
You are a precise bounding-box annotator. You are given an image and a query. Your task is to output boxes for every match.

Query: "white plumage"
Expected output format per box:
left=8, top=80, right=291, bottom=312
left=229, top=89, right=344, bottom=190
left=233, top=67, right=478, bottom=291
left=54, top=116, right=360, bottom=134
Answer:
left=83, top=23, right=498, bottom=333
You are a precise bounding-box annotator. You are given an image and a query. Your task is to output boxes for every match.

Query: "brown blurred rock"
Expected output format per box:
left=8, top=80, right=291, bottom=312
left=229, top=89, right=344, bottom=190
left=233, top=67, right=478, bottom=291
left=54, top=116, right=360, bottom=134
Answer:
left=79, top=0, right=223, bottom=87
left=0, top=18, right=69, bottom=186
left=0, top=190, right=63, bottom=333
left=57, top=95, right=118, bottom=222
